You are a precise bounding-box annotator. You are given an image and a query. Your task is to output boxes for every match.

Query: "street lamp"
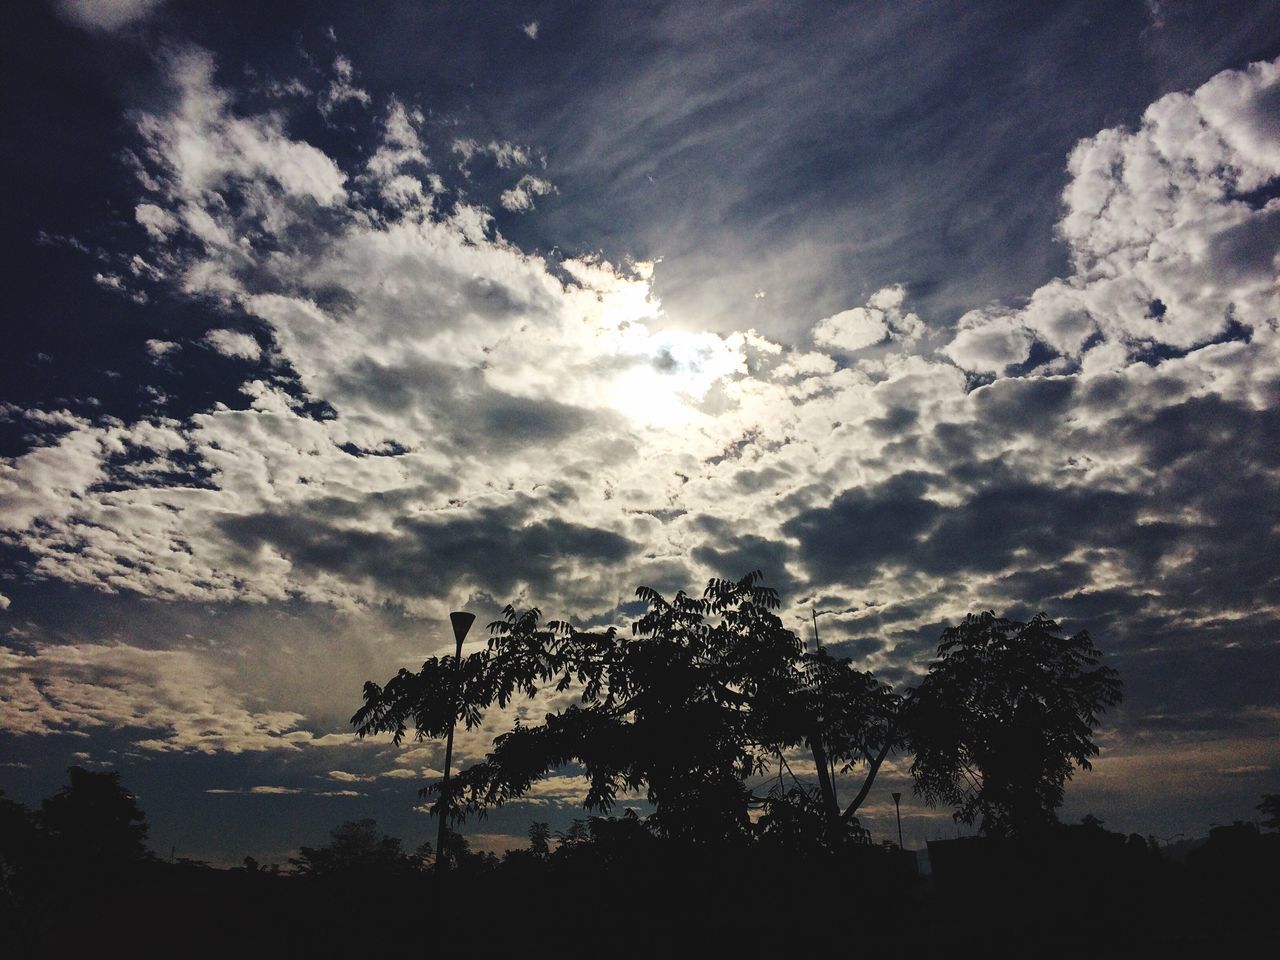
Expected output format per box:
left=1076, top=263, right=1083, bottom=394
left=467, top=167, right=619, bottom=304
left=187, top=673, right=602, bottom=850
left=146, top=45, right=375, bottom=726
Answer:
left=436, top=610, right=475, bottom=873
left=891, top=791, right=904, bottom=849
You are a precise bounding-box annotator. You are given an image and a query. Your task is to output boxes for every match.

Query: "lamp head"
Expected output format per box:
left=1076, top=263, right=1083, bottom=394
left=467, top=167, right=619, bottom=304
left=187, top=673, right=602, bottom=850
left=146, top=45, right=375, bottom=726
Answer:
left=449, top=611, right=476, bottom=646
left=892, top=792, right=902, bottom=803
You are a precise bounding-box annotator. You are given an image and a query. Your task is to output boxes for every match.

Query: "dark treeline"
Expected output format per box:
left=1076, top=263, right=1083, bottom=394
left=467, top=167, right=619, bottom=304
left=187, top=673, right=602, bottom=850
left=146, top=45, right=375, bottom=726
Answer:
left=1, top=771, right=1278, bottom=955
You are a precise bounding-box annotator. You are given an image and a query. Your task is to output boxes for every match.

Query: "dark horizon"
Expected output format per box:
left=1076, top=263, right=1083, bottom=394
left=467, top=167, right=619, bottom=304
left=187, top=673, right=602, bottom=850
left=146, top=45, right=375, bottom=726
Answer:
left=4, top=763, right=1278, bottom=954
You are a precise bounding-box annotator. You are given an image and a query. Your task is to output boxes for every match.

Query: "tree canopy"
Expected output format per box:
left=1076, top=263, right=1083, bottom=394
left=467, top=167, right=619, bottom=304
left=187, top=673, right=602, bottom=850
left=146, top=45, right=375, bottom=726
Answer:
left=352, top=572, right=899, bottom=848
left=290, top=819, right=415, bottom=879
left=905, top=611, right=1123, bottom=838
left=1258, top=794, right=1280, bottom=831
left=353, top=576, right=1124, bottom=849
left=40, top=766, right=150, bottom=867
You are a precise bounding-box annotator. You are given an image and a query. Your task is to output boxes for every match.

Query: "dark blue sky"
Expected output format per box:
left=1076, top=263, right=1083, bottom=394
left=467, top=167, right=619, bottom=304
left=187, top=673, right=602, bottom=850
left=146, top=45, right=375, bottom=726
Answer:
left=2, top=0, right=1278, bottom=864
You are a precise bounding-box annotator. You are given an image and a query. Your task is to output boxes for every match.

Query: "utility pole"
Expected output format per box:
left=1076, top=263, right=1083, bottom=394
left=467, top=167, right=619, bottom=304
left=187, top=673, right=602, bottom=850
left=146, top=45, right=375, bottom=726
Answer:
left=892, top=791, right=904, bottom=849
left=436, top=610, right=475, bottom=874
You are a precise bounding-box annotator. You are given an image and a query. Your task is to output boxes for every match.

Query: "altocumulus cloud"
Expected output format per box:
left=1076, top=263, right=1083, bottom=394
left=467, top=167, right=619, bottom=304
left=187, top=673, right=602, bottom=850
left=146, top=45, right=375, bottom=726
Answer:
left=1, top=46, right=1279, bottom=801
left=0, top=640, right=314, bottom=752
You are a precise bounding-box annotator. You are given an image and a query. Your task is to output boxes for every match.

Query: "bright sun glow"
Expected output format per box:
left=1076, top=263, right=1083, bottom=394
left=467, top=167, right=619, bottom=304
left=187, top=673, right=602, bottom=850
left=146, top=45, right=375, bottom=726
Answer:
left=602, top=327, right=746, bottom=429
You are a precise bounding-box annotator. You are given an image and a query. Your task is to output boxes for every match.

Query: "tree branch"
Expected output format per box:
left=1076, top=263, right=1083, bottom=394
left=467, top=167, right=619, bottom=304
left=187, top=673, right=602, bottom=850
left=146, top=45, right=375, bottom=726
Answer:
left=842, top=735, right=893, bottom=821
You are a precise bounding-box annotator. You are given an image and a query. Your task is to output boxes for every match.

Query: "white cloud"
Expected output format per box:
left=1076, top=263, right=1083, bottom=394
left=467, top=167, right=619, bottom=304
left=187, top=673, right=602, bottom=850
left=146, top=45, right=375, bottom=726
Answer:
left=812, top=306, right=888, bottom=352
left=207, top=785, right=304, bottom=795
left=56, top=0, right=165, bottom=32
left=0, top=640, right=317, bottom=753
left=452, top=138, right=536, bottom=171
left=320, top=55, right=371, bottom=119
left=363, top=99, right=432, bottom=208
left=812, top=286, right=925, bottom=353
left=0, top=418, right=107, bottom=532
left=941, top=311, right=1033, bottom=373
left=145, top=339, right=180, bottom=360
left=135, top=47, right=347, bottom=212
left=500, top=174, right=555, bottom=212
left=1049, top=58, right=1280, bottom=360
left=94, top=272, right=146, bottom=304
left=135, top=203, right=179, bottom=240
left=202, top=329, right=262, bottom=360
left=381, top=768, right=420, bottom=779
left=938, top=58, right=1280, bottom=384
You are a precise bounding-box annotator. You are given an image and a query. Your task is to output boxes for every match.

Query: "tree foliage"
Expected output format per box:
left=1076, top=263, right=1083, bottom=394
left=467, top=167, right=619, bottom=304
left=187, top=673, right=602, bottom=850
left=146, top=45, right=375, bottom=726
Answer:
left=1258, top=794, right=1280, bottom=831
left=290, top=819, right=415, bottom=879
left=40, top=766, right=150, bottom=866
left=352, top=572, right=900, bottom=847
left=905, top=612, right=1123, bottom=838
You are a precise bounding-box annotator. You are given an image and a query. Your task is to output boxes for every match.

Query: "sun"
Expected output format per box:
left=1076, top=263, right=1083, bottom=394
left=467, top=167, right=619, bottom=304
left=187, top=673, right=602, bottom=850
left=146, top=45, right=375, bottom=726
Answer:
left=602, top=327, right=746, bottom=429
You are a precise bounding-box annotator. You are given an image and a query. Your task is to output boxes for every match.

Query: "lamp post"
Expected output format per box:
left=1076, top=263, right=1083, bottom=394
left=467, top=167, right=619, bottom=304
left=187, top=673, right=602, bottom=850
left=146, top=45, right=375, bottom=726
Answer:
left=436, top=610, right=475, bottom=873
left=892, top=791, right=904, bottom=849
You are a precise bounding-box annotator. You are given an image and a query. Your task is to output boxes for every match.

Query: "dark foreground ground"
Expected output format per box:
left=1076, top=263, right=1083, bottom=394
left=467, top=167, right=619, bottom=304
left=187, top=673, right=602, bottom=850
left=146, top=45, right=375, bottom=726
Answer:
left=3, top=826, right=1277, bottom=958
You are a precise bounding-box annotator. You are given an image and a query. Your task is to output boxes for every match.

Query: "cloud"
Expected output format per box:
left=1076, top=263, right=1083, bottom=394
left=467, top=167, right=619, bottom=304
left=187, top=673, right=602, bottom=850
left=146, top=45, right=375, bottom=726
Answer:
left=320, top=55, right=371, bottom=119
left=202, top=329, right=262, bottom=361
left=812, top=307, right=887, bottom=353
left=56, top=0, right=165, bottom=32
left=963, top=56, right=1280, bottom=373
left=144, top=339, right=180, bottom=360
left=135, top=47, right=347, bottom=213
left=812, top=286, right=925, bottom=353
left=135, top=203, right=179, bottom=240
left=500, top=174, right=555, bottom=212
left=941, top=311, right=1033, bottom=373
left=522, top=21, right=540, bottom=40
left=0, top=639, right=319, bottom=753
left=451, top=137, right=537, bottom=170
left=2, top=48, right=1278, bottom=799
left=206, top=785, right=304, bottom=795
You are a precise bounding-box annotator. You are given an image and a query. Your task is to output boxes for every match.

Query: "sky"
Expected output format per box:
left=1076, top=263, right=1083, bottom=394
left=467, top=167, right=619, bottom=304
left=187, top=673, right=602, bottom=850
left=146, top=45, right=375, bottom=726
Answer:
left=2, top=0, right=1279, bottom=865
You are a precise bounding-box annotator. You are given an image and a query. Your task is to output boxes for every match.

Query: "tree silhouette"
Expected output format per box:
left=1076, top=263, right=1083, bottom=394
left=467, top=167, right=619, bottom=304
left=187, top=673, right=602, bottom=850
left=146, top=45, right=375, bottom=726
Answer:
left=527, top=821, right=551, bottom=859
left=40, top=766, right=150, bottom=868
left=352, top=572, right=900, bottom=848
left=905, top=612, right=1122, bottom=839
left=0, top=791, right=38, bottom=898
left=290, top=819, right=415, bottom=879
left=1258, top=794, right=1280, bottom=831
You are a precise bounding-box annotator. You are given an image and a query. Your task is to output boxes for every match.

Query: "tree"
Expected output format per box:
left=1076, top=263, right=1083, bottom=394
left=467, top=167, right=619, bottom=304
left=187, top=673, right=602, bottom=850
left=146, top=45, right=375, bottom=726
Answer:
left=0, top=791, right=38, bottom=897
left=1258, top=794, right=1280, bottom=831
left=290, top=819, right=415, bottom=879
left=905, top=611, right=1122, bottom=839
left=352, top=572, right=900, bottom=849
left=39, top=766, right=150, bottom=867
left=527, top=821, right=552, bottom=859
